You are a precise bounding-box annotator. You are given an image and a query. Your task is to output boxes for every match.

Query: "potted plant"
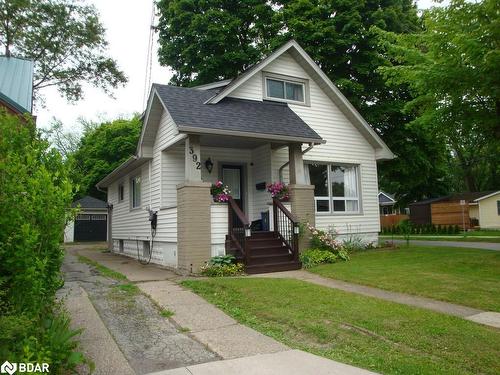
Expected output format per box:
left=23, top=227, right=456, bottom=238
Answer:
left=267, top=181, right=290, bottom=202
left=210, top=180, right=231, bottom=202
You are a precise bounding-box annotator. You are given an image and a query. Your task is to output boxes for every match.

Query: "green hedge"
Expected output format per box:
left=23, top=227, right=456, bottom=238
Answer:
left=0, top=111, right=84, bottom=370
left=381, top=223, right=461, bottom=235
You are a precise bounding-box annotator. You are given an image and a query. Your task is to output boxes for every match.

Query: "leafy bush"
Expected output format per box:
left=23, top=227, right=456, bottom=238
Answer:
left=208, top=255, right=236, bottom=266
left=300, top=249, right=338, bottom=268
left=201, top=262, right=245, bottom=277
left=0, top=110, right=84, bottom=371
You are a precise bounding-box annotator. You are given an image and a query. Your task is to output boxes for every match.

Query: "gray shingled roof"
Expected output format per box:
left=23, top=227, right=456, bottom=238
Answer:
left=72, top=196, right=107, bottom=209
left=154, top=84, right=322, bottom=141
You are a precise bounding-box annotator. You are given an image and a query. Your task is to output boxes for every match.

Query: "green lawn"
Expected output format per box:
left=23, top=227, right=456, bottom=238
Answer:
left=379, top=234, right=500, bottom=243
left=184, top=278, right=500, bottom=375
left=310, top=246, right=500, bottom=311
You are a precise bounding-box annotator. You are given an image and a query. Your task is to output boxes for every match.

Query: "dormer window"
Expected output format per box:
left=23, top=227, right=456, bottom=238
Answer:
left=263, top=73, right=309, bottom=105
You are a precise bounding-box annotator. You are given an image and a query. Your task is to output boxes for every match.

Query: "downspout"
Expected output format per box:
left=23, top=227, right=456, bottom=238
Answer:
left=278, top=143, right=315, bottom=182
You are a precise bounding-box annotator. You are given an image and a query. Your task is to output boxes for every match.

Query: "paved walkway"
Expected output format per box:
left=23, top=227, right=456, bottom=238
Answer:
left=148, top=350, right=377, bottom=375
left=68, top=244, right=377, bottom=374
left=62, top=245, right=218, bottom=374
left=254, top=270, right=500, bottom=328
left=387, top=239, right=500, bottom=251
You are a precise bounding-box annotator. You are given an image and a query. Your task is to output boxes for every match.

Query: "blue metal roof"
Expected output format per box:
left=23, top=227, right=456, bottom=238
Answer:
left=0, top=56, right=34, bottom=113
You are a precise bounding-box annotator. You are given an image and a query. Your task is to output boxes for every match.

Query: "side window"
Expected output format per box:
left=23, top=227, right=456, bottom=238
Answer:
left=118, top=183, right=124, bottom=202
left=130, top=175, right=141, bottom=208
left=497, top=200, right=500, bottom=215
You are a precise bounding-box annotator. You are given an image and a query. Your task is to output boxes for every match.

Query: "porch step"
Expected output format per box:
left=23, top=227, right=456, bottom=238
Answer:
left=245, top=260, right=302, bottom=274
left=249, top=231, right=277, bottom=239
left=225, top=230, right=301, bottom=273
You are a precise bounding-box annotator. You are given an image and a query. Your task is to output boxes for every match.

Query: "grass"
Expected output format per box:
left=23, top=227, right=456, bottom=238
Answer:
left=78, top=255, right=127, bottom=281
left=160, top=309, right=174, bottom=318
left=380, top=235, right=500, bottom=243
left=183, top=278, right=500, bottom=375
left=309, top=246, right=500, bottom=311
left=112, top=283, right=140, bottom=296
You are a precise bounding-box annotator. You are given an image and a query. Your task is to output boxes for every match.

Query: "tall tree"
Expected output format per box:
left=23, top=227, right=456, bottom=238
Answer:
left=0, top=0, right=127, bottom=102
left=69, top=116, right=141, bottom=199
left=156, top=0, right=279, bottom=86
left=157, top=0, right=451, bottom=203
left=376, top=0, right=500, bottom=192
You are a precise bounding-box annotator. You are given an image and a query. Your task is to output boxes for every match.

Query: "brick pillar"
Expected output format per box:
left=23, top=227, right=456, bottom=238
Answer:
left=177, top=182, right=212, bottom=273
left=289, top=184, right=315, bottom=251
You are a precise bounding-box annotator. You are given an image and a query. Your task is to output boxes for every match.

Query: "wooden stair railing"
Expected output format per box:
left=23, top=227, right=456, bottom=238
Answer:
left=273, top=198, right=300, bottom=262
left=228, top=197, right=251, bottom=265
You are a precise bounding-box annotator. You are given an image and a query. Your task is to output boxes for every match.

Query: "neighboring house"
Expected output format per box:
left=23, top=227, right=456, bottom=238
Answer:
left=473, top=191, right=500, bottom=229
left=378, top=191, right=409, bottom=229
left=409, top=191, right=497, bottom=229
left=0, top=56, right=34, bottom=115
left=97, top=40, right=393, bottom=273
left=378, top=191, right=397, bottom=215
left=64, top=196, right=109, bottom=243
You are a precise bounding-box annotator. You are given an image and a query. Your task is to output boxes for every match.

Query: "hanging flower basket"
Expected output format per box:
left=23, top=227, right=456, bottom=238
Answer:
left=267, top=182, right=290, bottom=202
left=210, top=180, right=231, bottom=202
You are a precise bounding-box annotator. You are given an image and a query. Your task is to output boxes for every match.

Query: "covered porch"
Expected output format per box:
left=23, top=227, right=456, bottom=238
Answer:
left=175, top=132, right=319, bottom=273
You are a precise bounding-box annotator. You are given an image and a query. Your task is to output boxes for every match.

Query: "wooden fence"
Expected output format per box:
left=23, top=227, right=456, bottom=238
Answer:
left=380, top=214, right=409, bottom=229
left=430, top=202, right=470, bottom=229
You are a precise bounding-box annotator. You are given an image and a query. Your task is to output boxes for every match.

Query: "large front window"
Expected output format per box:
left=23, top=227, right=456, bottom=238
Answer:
left=308, top=163, right=360, bottom=214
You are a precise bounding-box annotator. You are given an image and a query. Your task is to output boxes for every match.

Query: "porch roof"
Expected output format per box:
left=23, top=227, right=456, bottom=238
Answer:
left=154, top=84, right=324, bottom=144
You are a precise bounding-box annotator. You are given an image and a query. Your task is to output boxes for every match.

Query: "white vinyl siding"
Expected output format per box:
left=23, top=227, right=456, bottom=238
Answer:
left=229, top=51, right=381, bottom=236
left=108, top=105, right=180, bottom=263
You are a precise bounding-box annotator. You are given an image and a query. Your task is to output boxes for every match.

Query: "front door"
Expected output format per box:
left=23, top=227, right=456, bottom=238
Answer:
left=222, top=165, right=244, bottom=212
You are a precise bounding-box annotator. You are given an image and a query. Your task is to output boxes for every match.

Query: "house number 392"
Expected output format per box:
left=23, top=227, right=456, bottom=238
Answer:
left=189, top=146, right=201, bottom=170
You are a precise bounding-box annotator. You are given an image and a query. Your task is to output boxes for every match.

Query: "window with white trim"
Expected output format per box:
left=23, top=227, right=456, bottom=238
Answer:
left=265, top=77, right=305, bottom=103
left=130, top=175, right=141, bottom=208
left=307, top=163, right=360, bottom=214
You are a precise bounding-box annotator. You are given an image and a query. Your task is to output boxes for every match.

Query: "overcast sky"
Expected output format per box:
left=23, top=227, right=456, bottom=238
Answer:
left=35, top=0, right=444, bottom=133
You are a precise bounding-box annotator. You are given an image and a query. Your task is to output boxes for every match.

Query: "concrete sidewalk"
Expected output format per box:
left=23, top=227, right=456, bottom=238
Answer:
left=148, top=350, right=378, bottom=375
left=254, top=270, right=500, bottom=328
left=63, top=285, right=135, bottom=375
left=138, top=280, right=287, bottom=360
left=72, top=244, right=379, bottom=374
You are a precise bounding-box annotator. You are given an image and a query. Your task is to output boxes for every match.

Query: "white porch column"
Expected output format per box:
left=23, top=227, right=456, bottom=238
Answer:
left=185, top=135, right=202, bottom=182
left=289, top=143, right=307, bottom=184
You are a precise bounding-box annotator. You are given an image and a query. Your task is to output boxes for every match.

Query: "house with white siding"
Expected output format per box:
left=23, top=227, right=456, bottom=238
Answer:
left=96, top=40, right=393, bottom=274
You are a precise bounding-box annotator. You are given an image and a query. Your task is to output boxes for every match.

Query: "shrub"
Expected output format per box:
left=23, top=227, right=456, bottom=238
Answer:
left=200, top=262, right=245, bottom=277
left=300, top=248, right=338, bottom=268
left=0, top=110, right=83, bottom=371
left=306, top=223, right=342, bottom=252
left=208, top=255, right=236, bottom=266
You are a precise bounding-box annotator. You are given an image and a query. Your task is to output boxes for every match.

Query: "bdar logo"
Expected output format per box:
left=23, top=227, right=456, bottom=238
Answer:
left=0, top=361, right=17, bottom=375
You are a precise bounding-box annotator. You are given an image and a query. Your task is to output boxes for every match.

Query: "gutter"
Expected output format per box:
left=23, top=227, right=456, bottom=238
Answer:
left=279, top=143, right=315, bottom=182
left=96, top=155, right=151, bottom=189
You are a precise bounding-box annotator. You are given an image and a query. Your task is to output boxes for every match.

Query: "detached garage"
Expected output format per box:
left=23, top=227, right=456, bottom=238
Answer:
left=64, top=196, right=109, bottom=242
